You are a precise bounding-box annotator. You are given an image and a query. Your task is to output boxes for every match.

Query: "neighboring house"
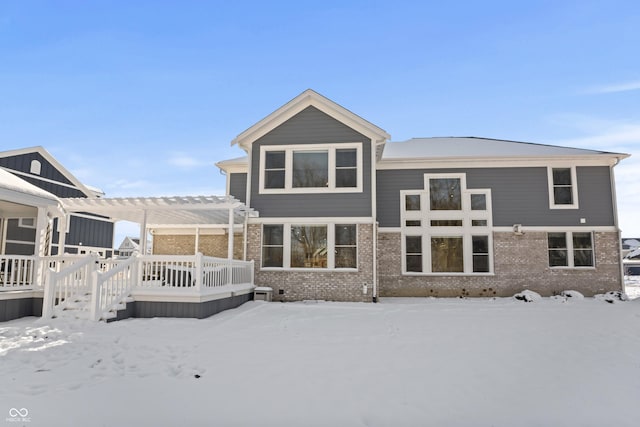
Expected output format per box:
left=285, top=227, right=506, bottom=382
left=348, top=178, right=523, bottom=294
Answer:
left=621, top=238, right=640, bottom=258
left=0, top=146, right=114, bottom=257
left=196, top=89, right=629, bottom=301
left=117, top=236, right=140, bottom=258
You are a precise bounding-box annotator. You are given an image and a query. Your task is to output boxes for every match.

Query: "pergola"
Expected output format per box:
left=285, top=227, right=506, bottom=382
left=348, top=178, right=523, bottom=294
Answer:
left=59, top=195, right=256, bottom=258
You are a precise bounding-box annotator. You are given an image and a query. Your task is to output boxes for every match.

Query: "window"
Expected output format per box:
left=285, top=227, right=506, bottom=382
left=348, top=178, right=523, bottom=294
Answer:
left=259, top=144, right=362, bottom=193
left=431, top=237, right=463, bottom=272
left=548, top=232, right=593, bottom=268
left=264, top=151, right=285, bottom=189
left=405, top=236, right=422, bottom=272
left=291, top=225, right=327, bottom=268
left=548, top=167, right=578, bottom=209
left=429, top=178, right=461, bottom=210
left=472, top=236, right=490, bottom=273
left=336, top=149, right=357, bottom=188
left=405, top=195, right=421, bottom=211
left=261, top=223, right=358, bottom=270
left=400, top=174, right=493, bottom=275
left=335, top=224, right=357, bottom=268
left=19, top=218, right=36, bottom=228
left=262, top=225, right=284, bottom=267
left=293, top=151, right=328, bottom=188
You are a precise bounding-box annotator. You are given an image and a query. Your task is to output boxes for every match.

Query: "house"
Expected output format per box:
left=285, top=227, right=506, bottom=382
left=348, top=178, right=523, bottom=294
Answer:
left=0, top=146, right=115, bottom=258
left=117, top=236, right=140, bottom=258
left=195, top=89, right=629, bottom=301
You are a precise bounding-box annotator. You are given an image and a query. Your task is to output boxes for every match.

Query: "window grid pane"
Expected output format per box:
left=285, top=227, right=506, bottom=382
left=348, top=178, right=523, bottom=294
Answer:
left=406, top=236, right=422, bottom=272
left=552, top=168, right=573, bottom=205
left=262, top=225, right=284, bottom=267
left=405, top=194, right=421, bottom=211
left=429, top=178, right=461, bottom=210
left=431, top=237, right=463, bottom=272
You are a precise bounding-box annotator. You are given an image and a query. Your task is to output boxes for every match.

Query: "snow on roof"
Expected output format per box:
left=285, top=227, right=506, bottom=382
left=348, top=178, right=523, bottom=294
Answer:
left=0, top=168, right=60, bottom=205
left=381, top=137, right=628, bottom=160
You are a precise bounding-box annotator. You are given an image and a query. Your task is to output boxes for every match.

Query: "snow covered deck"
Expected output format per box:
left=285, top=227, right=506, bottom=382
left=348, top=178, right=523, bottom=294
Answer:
left=0, top=254, right=255, bottom=321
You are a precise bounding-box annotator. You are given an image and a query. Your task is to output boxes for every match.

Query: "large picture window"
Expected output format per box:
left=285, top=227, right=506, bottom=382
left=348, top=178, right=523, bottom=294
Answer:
left=548, top=232, right=594, bottom=268
left=261, top=223, right=358, bottom=270
left=259, top=144, right=362, bottom=193
left=291, top=225, right=327, bottom=268
left=400, top=173, right=493, bottom=275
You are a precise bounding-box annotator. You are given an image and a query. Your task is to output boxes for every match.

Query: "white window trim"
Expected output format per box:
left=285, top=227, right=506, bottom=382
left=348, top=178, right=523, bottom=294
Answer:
left=260, top=222, right=359, bottom=271
left=258, top=143, right=363, bottom=194
left=548, top=166, right=579, bottom=209
left=548, top=231, right=595, bottom=269
left=400, top=173, right=494, bottom=275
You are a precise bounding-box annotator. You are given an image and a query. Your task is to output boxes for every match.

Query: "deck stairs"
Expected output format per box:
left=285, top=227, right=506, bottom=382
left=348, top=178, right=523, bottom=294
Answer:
left=53, top=291, right=134, bottom=321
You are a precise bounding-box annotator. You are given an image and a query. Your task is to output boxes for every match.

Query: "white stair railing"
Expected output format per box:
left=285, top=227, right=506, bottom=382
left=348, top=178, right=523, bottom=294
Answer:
left=90, top=254, right=139, bottom=321
left=42, top=254, right=98, bottom=318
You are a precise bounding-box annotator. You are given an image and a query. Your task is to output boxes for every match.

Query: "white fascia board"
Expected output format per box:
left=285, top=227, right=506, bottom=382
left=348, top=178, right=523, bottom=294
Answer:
left=232, top=90, right=390, bottom=151
left=0, top=188, right=59, bottom=208
left=376, top=155, right=625, bottom=170
left=492, top=226, right=618, bottom=232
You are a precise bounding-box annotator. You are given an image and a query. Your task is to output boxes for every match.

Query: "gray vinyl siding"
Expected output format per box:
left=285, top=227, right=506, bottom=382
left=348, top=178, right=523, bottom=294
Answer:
left=250, top=106, right=372, bottom=217
left=132, top=293, right=253, bottom=319
left=0, top=298, right=43, bottom=322
left=377, top=166, right=615, bottom=227
left=19, top=175, right=86, bottom=198
left=229, top=173, right=247, bottom=204
left=0, top=152, right=74, bottom=185
left=5, top=219, right=36, bottom=242
left=52, top=216, right=114, bottom=248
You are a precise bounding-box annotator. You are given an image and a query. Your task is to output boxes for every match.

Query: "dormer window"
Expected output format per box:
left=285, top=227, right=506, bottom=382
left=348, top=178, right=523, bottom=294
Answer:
left=259, top=143, right=362, bottom=194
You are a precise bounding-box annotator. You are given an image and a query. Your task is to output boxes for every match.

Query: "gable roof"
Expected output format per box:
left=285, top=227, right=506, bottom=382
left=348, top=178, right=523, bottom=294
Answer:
left=0, top=146, right=103, bottom=198
left=231, top=89, right=391, bottom=151
left=380, top=137, right=629, bottom=163
left=0, top=167, right=60, bottom=207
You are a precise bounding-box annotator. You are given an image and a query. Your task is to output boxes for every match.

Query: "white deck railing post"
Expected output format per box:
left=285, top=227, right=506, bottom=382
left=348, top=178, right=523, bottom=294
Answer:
left=90, top=269, right=100, bottom=321
left=195, top=252, right=203, bottom=292
left=42, top=268, right=56, bottom=318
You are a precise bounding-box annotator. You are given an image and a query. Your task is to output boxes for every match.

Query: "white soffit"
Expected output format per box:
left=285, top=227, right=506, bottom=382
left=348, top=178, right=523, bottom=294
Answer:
left=60, top=195, right=256, bottom=225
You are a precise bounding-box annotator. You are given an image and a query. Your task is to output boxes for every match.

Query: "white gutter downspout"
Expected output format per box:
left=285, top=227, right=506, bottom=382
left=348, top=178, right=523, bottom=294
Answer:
left=371, top=139, right=380, bottom=302
left=610, top=158, right=625, bottom=292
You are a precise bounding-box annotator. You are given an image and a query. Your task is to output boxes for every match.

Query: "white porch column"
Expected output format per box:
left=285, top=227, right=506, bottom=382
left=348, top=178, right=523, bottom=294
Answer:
left=228, top=208, right=234, bottom=260
left=57, top=215, right=68, bottom=255
left=139, top=210, right=148, bottom=255
left=34, top=207, right=48, bottom=257
left=195, top=227, right=200, bottom=256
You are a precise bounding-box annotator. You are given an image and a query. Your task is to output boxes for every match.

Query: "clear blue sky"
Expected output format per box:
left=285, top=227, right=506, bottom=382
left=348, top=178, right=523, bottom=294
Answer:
left=1, top=0, right=639, bottom=244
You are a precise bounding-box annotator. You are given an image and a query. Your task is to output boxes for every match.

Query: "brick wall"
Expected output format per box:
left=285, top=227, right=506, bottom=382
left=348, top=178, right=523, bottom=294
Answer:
left=247, top=223, right=374, bottom=302
left=153, top=233, right=244, bottom=259
left=378, top=231, right=622, bottom=297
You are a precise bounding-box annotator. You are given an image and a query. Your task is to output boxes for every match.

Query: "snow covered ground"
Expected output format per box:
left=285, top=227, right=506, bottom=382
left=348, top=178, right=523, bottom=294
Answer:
left=1, top=292, right=639, bottom=427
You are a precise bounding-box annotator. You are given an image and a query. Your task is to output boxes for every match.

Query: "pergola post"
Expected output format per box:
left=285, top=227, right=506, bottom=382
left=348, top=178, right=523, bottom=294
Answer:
left=140, top=209, right=148, bottom=255
left=57, top=215, right=67, bottom=255
left=228, top=208, right=234, bottom=260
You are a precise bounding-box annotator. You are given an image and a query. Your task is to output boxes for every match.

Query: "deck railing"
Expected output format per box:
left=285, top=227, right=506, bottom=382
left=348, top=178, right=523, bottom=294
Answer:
left=42, top=254, right=99, bottom=318
left=91, top=255, right=139, bottom=321
left=0, top=255, right=35, bottom=289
